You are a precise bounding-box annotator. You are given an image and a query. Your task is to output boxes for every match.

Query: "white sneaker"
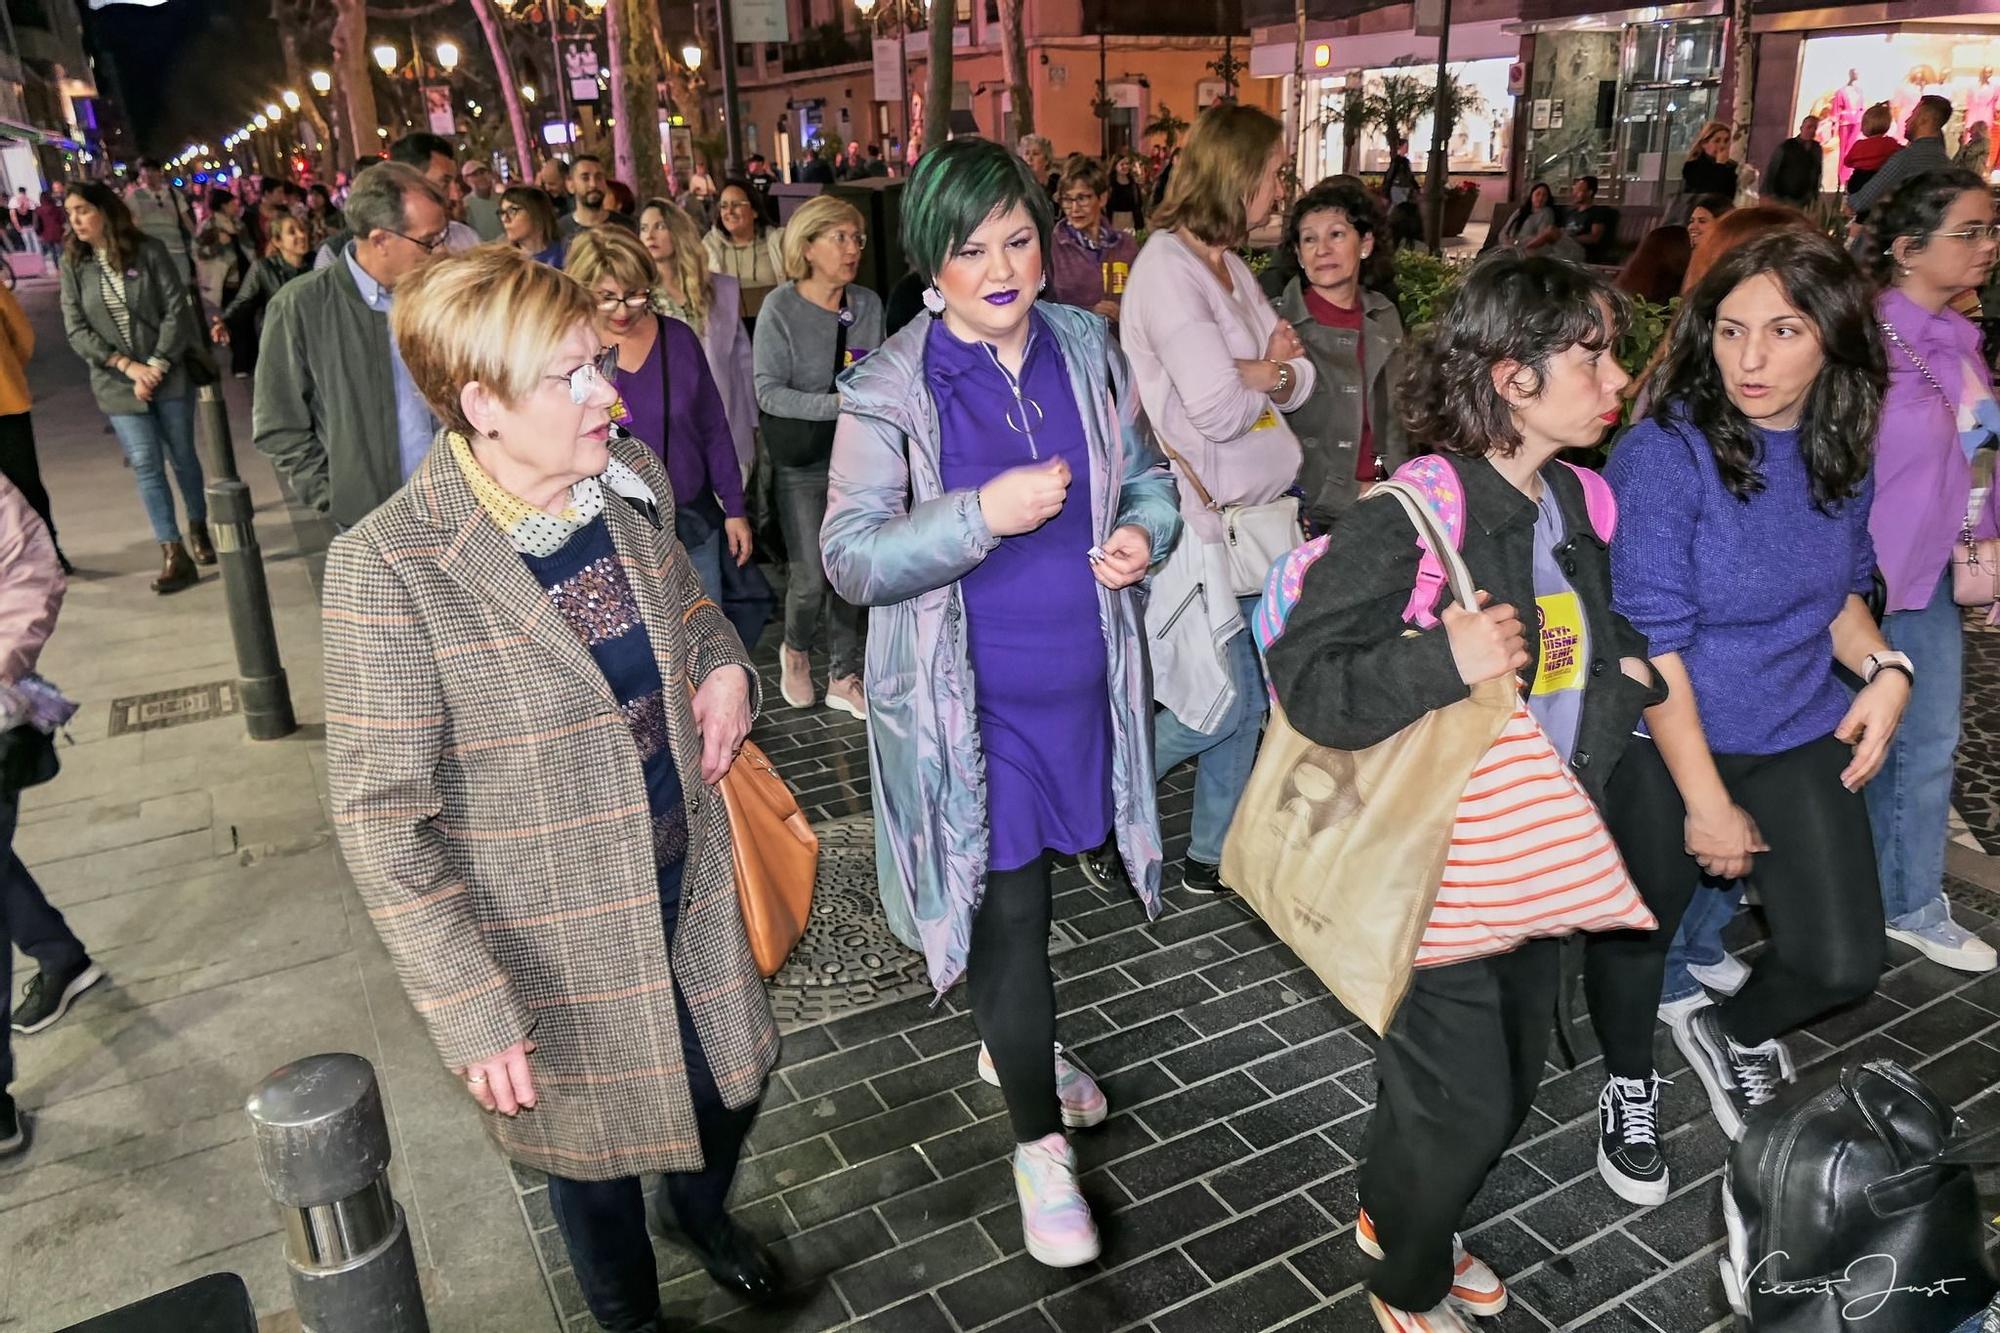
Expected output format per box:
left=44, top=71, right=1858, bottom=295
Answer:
left=1356, top=1208, right=1506, bottom=1318
left=1013, top=1132, right=1100, bottom=1268
left=825, top=674, right=868, bottom=721
left=1687, top=952, right=1752, bottom=994
left=1367, top=1293, right=1480, bottom=1331
left=1887, top=914, right=1998, bottom=973
left=977, top=1042, right=1108, bottom=1128
left=1657, top=990, right=1708, bottom=1027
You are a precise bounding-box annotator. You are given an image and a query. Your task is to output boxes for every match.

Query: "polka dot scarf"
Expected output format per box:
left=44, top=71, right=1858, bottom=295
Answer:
left=445, top=430, right=657, bottom=558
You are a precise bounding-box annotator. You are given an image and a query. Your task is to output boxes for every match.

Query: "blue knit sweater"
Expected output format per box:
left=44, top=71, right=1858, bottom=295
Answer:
left=1606, top=414, right=1874, bottom=756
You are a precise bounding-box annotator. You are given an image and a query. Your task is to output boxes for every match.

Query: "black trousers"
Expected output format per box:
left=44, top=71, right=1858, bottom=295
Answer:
left=967, top=853, right=1063, bottom=1143
left=0, top=413, right=55, bottom=544
left=1359, top=937, right=1560, bottom=1312
left=0, top=786, right=87, bottom=1090
left=1585, top=734, right=1885, bottom=1079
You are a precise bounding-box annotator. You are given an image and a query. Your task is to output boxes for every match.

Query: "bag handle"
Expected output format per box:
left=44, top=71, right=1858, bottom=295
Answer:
left=1373, top=479, right=1479, bottom=616
left=1156, top=437, right=1220, bottom=512
left=1937, top=1122, right=2000, bottom=1166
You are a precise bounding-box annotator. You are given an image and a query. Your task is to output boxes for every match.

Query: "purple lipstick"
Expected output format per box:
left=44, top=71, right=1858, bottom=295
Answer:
left=984, top=290, right=1020, bottom=306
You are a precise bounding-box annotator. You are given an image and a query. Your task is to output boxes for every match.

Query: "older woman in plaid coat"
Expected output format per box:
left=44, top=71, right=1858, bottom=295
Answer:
left=324, top=246, right=782, bottom=1333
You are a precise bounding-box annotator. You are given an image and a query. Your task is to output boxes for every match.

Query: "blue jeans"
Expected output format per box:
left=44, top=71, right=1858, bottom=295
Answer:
left=683, top=520, right=724, bottom=605
left=1154, top=596, right=1267, bottom=867
left=107, top=396, right=207, bottom=545
left=1658, top=880, right=1745, bottom=1003
left=1866, top=572, right=1962, bottom=929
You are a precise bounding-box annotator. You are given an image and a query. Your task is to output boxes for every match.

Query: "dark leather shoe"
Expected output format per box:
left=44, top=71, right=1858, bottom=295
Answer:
left=682, top=1216, right=783, bottom=1304
left=152, top=542, right=197, bottom=594
left=186, top=521, right=216, bottom=565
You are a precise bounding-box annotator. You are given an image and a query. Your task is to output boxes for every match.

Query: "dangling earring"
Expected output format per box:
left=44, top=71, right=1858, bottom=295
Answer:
left=922, top=284, right=946, bottom=315
left=1037, top=271, right=1047, bottom=292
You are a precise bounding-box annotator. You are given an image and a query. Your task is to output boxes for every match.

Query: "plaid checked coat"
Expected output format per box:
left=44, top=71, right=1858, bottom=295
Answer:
left=323, top=434, right=779, bottom=1181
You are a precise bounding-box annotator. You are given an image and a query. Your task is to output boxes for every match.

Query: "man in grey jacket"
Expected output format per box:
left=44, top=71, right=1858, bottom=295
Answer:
left=253, top=162, right=449, bottom=529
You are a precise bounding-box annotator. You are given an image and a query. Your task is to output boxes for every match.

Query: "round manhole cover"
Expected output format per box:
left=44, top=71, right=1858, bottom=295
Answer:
left=766, top=816, right=932, bottom=1029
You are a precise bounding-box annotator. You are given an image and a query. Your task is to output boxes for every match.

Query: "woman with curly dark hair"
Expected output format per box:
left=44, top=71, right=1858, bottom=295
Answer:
left=1586, top=230, right=1902, bottom=1175
left=1265, top=253, right=1659, bottom=1333
left=1861, top=167, right=2000, bottom=974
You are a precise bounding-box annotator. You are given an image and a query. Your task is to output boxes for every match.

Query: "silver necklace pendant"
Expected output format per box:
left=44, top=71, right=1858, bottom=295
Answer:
left=1003, top=395, right=1046, bottom=437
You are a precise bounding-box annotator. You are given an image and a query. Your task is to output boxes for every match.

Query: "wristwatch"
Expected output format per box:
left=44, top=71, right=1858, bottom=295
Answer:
left=1862, top=650, right=1915, bottom=685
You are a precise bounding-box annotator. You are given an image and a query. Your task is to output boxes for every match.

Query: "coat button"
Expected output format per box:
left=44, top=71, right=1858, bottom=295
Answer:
left=1563, top=558, right=1578, bottom=577
left=1574, top=751, right=1592, bottom=769
left=1591, top=659, right=1606, bottom=677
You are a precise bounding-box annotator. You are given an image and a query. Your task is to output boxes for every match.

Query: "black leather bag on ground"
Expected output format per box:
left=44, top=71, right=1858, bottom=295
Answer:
left=1720, top=1059, right=2000, bottom=1333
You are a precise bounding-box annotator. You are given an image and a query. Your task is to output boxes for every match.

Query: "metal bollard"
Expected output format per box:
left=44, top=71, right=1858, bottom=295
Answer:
left=207, top=477, right=298, bottom=739
left=246, top=1054, right=430, bottom=1333
left=196, top=384, right=239, bottom=482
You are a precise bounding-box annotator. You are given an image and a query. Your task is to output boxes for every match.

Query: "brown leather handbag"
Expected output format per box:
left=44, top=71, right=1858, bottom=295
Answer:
left=721, top=740, right=819, bottom=977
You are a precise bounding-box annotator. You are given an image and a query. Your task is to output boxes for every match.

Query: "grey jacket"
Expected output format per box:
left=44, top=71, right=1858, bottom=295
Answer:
left=821, top=304, right=1182, bottom=992
left=252, top=258, right=401, bottom=529
left=59, top=237, right=194, bottom=415
left=1277, top=278, right=1410, bottom=530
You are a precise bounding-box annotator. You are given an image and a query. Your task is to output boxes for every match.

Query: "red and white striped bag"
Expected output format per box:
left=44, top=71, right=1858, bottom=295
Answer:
left=1416, top=704, right=1654, bottom=967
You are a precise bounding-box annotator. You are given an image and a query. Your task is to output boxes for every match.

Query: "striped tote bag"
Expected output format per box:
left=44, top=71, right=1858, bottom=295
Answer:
left=1414, top=704, right=1654, bottom=968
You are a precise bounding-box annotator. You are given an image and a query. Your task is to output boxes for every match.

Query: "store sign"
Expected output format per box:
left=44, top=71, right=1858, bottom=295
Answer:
left=732, top=0, right=790, bottom=44
left=873, top=37, right=901, bottom=94
left=565, top=41, right=601, bottom=105
left=1414, top=0, right=1442, bottom=38
left=423, top=86, right=455, bottom=136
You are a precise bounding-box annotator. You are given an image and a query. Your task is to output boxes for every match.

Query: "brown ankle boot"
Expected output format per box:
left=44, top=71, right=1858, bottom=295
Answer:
left=186, top=521, right=216, bottom=566
left=152, top=542, right=197, bottom=594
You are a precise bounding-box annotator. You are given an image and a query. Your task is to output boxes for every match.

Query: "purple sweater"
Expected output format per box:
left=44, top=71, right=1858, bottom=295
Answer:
left=1608, top=414, right=1874, bottom=756
left=613, top=314, right=745, bottom=518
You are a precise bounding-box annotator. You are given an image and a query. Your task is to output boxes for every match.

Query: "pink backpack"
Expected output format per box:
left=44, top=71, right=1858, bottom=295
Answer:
left=1252, top=455, right=1619, bottom=660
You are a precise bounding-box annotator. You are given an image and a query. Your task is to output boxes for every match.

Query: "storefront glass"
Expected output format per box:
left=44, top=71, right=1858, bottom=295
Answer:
left=1616, top=17, right=1726, bottom=207
left=1296, top=58, right=1514, bottom=184
left=1524, top=30, right=1620, bottom=193
left=1793, top=31, right=2000, bottom=186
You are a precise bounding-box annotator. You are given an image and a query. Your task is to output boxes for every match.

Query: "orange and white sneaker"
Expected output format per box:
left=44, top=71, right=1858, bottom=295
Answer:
left=1366, top=1293, right=1479, bottom=1332
left=1355, top=1207, right=1507, bottom=1318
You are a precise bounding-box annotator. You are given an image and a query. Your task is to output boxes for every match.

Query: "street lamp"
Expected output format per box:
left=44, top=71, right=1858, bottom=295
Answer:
left=265, top=102, right=283, bottom=121
left=373, top=42, right=398, bottom=74
left=253, top=114, right=268, bottom=130
left=436, top=40, right=459, bottom=72
left=521, top=83, right=537, bottom=104
left=682, top=43, right=703, bottom=71
left=282, top=89, right=301, bottom=112
left=311, top=69, right=332, bottom=95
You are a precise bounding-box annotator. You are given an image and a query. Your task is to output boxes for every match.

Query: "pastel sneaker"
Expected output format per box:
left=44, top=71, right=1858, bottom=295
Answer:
left=1367, top=1294, right=1479, bottom=1332
left=1887, top=914, right=1998, bottom=973
left=977, top=1042, right=1108, bottom=1129
left=1013, top=1132, right=1100, bottom=1267
left=1356, top=1208, right=1507, bottom=1318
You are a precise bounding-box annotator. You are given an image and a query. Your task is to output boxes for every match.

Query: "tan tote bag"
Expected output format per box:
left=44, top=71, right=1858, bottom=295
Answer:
left=1221, top=481, right=1514, bottom=1036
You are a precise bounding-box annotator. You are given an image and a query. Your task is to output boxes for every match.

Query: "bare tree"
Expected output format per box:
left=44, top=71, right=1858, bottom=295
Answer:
left=998, top=0, right=1031, bottom=141
left=468, top=0, right=537, bottom=179
left=924, top=5, right=953, bottom=154
left=273, top=0, right=340, bottom=174
left=330, top=0, right=379, bottom=162
left=1728, top=0, right=1755, bottom=169
left=606, top=0, right=666, bottom=198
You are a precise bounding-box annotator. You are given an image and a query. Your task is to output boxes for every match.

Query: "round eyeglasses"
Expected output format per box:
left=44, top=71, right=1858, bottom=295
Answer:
left=549, top=348, right=620, bottom=405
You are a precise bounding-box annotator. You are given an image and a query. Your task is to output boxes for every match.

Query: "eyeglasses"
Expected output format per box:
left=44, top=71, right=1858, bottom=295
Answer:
left=1059, top=194, right=1099, bottom=207
left=548, top=348, right=620, bottom=405
left=818, top=230, right=866, bottom=251
left=497, top=205, right=524, bottom=221
left=1936, top=223, right=2000, bottom=243
left=595, top=290, right=651, bottom=311
left=718, top=200, right=756, bottom=213
left=386, top=227, right=448, bottom=252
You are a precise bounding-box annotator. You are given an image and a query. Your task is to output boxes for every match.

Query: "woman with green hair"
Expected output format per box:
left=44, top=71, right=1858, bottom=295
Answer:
left=822, top=137, right=1181, bottom=1268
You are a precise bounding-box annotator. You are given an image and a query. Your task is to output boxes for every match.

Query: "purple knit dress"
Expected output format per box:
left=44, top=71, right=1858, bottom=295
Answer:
left=927, top=309, right=1114, bottom=873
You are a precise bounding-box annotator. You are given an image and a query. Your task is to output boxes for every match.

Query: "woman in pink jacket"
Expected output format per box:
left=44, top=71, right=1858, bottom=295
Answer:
left=0, top=472, right=97, bottom=1161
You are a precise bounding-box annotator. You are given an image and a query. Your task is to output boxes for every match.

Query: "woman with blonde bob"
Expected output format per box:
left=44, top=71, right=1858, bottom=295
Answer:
left=639, top=196, right=756, bottom=480
left=1120, top=102, right=1314, bottom=895
left=753, top=193, right=882, bottom=716
left=322, top=245, right=783, bottom=1333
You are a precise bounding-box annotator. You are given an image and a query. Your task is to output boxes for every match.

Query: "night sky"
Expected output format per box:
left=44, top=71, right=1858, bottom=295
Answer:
left=91, top=0, right=285, bottom=155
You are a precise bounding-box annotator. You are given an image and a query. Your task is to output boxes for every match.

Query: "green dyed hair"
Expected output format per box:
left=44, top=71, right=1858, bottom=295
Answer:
left=900, top=137, right=1055, bottom=284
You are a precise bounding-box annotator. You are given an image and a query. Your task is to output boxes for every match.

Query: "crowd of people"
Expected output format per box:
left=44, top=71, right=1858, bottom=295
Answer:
left=0, top=90, right=1991, bottom=1333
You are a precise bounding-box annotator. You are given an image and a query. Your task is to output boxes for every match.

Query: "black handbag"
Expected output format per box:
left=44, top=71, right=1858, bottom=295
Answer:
left=0, top=725, right=58, bottom=794
left=758, top=301, right=849, bottom=470
left=1720, top=1059, right=2000, bottom=1333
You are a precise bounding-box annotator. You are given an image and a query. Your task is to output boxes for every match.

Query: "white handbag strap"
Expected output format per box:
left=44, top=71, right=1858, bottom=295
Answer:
left=1372, top=479, right=1480, bottom=614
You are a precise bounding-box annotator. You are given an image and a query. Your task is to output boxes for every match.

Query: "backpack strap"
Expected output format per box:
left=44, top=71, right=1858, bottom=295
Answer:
left=1389, top=455, right=1466, bottom=629
left=1558, top=460, right=1618, bottom=542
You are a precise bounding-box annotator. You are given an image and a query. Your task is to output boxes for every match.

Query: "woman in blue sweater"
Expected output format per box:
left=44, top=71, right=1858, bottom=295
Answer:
left=1585, top=230, right=1906, bottom=1184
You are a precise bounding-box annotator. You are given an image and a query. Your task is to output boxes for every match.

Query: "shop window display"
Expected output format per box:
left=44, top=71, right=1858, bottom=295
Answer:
left=1298, top=58, right=1515, bottom=184
left=1794, top=32, right=2000, bottom=187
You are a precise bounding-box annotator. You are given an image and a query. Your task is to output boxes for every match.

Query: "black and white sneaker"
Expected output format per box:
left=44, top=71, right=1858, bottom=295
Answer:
left=13, top=959, right=105, bottom=1034
left=0, top=1093, right=25, bottom=1159
left=1077, top=844, right=1131, bottom=896
left=1597, top=1074, right=1670, bottom=1205
left=1674, top=999, right=1794, bottom=1141
left=1180, top=858, right=1234, bottom=896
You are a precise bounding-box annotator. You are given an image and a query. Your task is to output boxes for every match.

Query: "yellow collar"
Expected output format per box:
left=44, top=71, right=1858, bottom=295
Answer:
left=447, top=430, right=579, bottom=531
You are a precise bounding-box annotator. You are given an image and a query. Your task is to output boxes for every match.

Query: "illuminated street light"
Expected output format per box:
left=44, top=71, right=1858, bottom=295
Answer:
left=373, top=42, right=398, bottom=73
left=282, top=90, right=301, bottom=112
left=682, top=43, right=703, bottom=70
left=311, top=69, right=332, bottom=95
left=265, top=102, right=282, bottom=121
left=253, top=114, right=268, bottom=130
left=436, top=40, right=459, bottom=71
left=521, top=83, right=537, bottom=103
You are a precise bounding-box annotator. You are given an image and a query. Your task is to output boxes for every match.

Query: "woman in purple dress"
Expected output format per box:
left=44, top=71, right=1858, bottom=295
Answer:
left=823, top=138, right=1181, bottom=1269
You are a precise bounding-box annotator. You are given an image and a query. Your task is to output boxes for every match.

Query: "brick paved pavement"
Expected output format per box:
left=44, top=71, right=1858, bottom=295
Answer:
left=513, top=633, right=2000, bottom=1333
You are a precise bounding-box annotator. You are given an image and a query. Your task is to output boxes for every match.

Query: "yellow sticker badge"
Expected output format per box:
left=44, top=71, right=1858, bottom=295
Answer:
left=1533, top=591, right=1585, bottom=695
left=1251, top=407, right=1280, bottom=431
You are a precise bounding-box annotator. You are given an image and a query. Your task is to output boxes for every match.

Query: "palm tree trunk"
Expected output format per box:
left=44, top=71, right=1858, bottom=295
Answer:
left=924, top=7, right=953, bottom=154
left=610, top=0, right=666, bottom=198
left=998, top=0, right=1031, bottom=141
left=331, top=0, right=378, bottom=163
left=470, top=0, right=536, bottom=180
left=1728, top=0, right=1755, bottom=172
